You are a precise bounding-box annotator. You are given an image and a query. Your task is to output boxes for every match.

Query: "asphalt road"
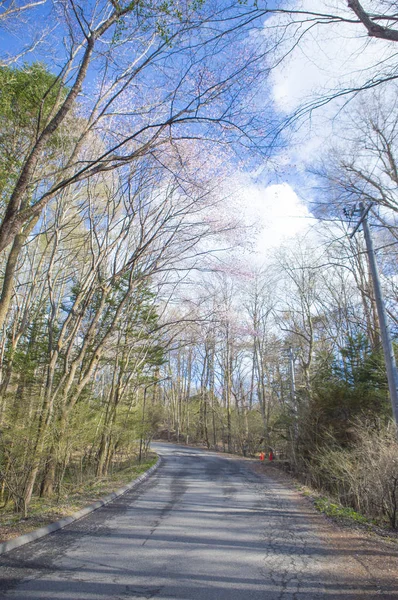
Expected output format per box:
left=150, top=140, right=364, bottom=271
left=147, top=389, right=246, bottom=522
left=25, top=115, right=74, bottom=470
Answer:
left=0, top=443, right=397, bottom=599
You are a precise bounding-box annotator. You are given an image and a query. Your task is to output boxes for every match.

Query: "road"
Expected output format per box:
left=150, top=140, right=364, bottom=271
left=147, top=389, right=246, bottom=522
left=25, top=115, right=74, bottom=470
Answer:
left=0, top=443, right=397, bottom=599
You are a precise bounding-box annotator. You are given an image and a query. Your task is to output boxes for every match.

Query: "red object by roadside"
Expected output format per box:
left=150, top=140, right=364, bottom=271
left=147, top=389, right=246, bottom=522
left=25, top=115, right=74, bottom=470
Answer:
left=259, top=452, right=265, bottom=461
left=269, top=450, right=274, bottom=461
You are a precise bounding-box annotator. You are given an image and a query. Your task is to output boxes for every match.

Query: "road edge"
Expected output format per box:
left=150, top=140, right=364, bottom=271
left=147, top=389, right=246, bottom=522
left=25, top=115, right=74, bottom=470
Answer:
left=0, top=456, right=161, bottom=556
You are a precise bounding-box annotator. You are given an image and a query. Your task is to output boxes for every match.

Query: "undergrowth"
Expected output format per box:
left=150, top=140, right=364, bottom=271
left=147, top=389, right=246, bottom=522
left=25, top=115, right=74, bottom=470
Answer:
left=0, top=455, right=157, bottom=542
left=314, top=496, right=370, bottom=525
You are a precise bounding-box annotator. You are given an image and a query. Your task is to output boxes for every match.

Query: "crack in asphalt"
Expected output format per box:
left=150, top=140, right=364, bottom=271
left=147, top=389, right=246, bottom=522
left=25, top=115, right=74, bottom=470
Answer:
left=0, top=445, right=397, bottom=599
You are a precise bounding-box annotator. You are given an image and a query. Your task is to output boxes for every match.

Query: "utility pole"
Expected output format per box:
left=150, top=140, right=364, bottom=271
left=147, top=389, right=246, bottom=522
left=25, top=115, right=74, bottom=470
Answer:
left=351, top=202, right=398, bottom=426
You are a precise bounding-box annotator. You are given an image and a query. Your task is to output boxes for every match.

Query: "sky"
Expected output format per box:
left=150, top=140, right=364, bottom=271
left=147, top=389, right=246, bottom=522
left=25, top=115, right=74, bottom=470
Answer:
left=249, top=0, right=396, bottom=259
left=239, top=181, right=314, bottom=255
left=0, top=0, right=393, bottom=261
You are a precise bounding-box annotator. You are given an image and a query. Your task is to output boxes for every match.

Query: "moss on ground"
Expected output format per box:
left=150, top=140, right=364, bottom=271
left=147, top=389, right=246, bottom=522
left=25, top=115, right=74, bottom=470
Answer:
left=313, top=496, right=370, bottom=525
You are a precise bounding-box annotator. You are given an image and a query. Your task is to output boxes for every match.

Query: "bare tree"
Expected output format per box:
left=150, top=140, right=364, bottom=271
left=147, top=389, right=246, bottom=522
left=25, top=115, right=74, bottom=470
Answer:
left=0, top=0, right=274, bottom=334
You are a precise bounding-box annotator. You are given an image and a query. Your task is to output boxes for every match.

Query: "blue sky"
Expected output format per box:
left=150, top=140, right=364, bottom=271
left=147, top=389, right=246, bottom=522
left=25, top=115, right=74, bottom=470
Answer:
left=3, top=0, right=387, bottom=259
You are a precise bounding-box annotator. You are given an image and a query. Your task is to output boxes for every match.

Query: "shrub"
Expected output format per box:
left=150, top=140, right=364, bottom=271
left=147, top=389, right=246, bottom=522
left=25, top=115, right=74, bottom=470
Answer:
left=309, top=421, right=398, bottom=528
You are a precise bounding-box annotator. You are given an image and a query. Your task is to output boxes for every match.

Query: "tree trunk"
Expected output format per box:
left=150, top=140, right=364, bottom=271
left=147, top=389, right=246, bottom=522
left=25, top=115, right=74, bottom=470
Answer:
left=40, top=454, right=56, bottom=497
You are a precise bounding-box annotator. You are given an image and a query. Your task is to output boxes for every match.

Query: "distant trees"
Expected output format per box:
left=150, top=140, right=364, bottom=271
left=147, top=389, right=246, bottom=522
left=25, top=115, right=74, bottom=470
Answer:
left=155, top=226, right=394, bottom=459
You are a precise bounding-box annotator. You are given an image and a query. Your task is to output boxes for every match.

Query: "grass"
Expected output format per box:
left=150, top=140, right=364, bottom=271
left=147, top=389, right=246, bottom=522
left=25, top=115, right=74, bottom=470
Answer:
left=313, top=496, right=370, bottom=525
left=292, top=480, right=372, bottom=526
left=0, top=454, right=157, bottom=543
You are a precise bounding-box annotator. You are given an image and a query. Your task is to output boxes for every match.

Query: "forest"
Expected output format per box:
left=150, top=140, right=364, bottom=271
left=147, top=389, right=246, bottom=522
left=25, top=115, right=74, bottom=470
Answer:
left=1, top=0, right=398, bottom=532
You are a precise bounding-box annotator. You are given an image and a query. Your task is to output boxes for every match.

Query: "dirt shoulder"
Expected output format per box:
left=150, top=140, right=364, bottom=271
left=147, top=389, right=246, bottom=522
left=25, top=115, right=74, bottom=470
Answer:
left=252, top=460, right=398, bottom=542
left=251, top=460, right=398, bottom=599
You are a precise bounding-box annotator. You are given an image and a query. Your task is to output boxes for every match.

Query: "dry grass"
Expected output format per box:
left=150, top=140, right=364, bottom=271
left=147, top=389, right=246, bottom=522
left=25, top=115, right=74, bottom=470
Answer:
left=308, top=422, right=398, bottom=528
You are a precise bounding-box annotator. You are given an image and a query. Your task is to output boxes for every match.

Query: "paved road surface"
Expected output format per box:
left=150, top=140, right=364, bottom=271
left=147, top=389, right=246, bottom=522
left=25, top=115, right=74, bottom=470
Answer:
left=0, top=443, right=397, bottom=599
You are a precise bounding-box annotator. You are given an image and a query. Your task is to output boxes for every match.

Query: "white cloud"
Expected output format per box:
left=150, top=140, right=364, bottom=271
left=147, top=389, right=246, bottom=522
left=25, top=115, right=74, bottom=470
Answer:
left=270, top=1, right=394, bottom=112
left=266, top=0, right=397, bottom=168
left=240, top=182, right=315, bottom=255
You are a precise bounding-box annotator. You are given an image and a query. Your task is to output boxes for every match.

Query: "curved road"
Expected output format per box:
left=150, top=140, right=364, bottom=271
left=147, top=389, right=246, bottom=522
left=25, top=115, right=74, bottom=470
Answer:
left=0, top=443, right=397, bottom=599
